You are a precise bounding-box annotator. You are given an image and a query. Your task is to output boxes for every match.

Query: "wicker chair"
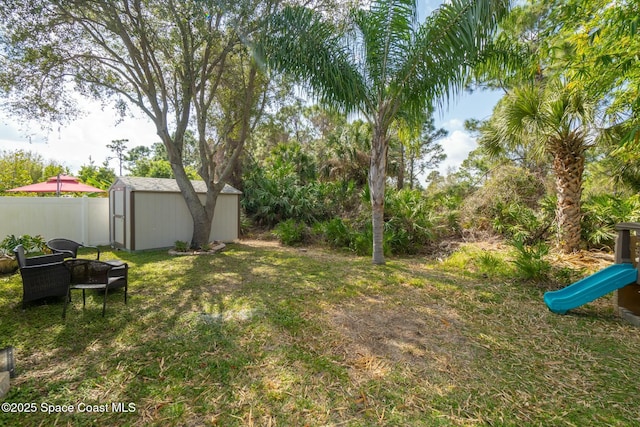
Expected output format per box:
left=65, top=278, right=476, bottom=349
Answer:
left=63, top=259, right=128, bottom=318
left=13, top=245, right=70, bottom=309
left=46, top=238, right=100, bottom=260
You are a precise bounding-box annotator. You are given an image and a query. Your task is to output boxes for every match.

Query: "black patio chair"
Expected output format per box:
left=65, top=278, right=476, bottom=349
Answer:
left=47, top=238, right=100, bottom=260
left=63, top=259, right=128, bottom=318
left=13, top=245, right=70, bottom=310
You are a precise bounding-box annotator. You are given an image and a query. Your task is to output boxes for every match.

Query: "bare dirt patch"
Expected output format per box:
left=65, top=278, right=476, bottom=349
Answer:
left=325, top=294, right=477, bottom=384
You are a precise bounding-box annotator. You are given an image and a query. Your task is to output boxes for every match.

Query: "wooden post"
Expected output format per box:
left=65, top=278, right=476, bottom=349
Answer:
left=615, top=228, right=631, bottom=264
left=614, top=223, right=640, bottom=320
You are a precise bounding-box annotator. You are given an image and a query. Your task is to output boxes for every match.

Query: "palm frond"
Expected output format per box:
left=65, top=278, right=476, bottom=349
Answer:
left=254, top=5, right=367, bottom=115
left=352, top=0, right=416, bottom=99
left=400, top=0, right=511, bottom=121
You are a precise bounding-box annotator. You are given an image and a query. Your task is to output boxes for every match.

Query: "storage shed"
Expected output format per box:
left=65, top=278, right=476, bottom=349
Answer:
left=109, top=177, right=242, bottom=251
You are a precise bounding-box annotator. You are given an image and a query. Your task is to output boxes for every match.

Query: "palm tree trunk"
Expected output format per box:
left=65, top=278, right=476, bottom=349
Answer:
left=553, top=137, right=585, bottom=253
left=397, top=143, right=405, bottom=190
left=370, top=126, right=388, bottom=265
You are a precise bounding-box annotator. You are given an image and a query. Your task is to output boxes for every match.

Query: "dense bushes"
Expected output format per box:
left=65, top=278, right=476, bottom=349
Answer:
left=581, top=194, right=640, bottom=249
left=247, top=182, right=460, bottom=255
left=241, top=134, right=640, bottom=261
left=242, top=168, right=333, bottom=226
left=460, top=165, right=551, bottom=242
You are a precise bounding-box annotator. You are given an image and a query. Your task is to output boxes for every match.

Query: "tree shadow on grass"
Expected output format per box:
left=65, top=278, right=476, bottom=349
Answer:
left=1, top=242, right=486, bottom=425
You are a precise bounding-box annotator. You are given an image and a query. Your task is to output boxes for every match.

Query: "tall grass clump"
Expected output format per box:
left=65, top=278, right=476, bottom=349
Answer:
left=510, top=238, right=551, bottom=282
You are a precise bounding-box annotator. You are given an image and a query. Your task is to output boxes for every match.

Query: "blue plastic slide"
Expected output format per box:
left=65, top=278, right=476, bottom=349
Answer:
left=544, top=263, right=638, bottom=314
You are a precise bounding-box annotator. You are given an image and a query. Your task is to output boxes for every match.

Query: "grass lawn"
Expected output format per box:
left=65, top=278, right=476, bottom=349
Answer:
left=1, top=240, right=639, bottom=426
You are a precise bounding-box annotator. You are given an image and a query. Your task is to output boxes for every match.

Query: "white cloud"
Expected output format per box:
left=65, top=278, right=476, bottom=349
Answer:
left=442, top=118, right=464, bottom=131
left=438, top=129, right=476, bottom=174
left=0, top=107, right=157, bottom=175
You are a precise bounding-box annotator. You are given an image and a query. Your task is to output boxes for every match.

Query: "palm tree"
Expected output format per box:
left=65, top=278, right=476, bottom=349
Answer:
left=256, top=0, right=510, bottom=264
left=480, top=80, right=598, bottom=252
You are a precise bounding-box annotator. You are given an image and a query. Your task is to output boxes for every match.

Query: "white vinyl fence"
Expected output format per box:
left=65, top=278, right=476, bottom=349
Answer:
left=0, top=197, right=109, bottom=246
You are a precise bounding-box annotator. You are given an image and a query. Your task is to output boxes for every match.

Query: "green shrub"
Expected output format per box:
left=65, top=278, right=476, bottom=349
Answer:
left=491, top=201, right=551, bottom=244
left=350, top=224, right=373, bottom=256
left=174, top=240, right=189, bottom=252
left=242, top=167, right=336, bottom=227
left=581, top=194, right=640, bottom=249
left=474, top=251, right=511, bottom=278
left=460, top=165, right=548, bottom=239
left=383, top=188, right=437, bottom=254
left=273, top=219, right=307, bottom=246
left=510, top=238, right=551, bottom=282
left=1, top=234, right=47, bottom=254
left=319, top=218, right=353, bottom=249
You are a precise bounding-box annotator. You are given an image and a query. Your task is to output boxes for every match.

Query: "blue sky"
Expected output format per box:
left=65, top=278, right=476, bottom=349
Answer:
left=0, top=0, right=503, bottom=180
left=417, top=0, right=503, bottom=174
left=433, top=89, right=503, bottom=174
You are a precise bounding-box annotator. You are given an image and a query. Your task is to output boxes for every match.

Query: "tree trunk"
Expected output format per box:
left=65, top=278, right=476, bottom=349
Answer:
left=397, top=143, right=405, bottom=190
left=170, top=158, right=215, bottom=249
left=370, top=125, right=389, bottom=265
left=553, top=137, right=585, bottom=253
left=409, top=155, right=415, bottom=190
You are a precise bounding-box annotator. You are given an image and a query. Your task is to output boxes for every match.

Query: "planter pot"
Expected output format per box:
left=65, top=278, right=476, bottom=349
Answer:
left=0, top=256, right=18, bottom=274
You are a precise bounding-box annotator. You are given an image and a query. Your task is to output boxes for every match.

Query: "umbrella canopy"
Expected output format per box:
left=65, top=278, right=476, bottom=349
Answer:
left=6, top=175, right=105, bottom=195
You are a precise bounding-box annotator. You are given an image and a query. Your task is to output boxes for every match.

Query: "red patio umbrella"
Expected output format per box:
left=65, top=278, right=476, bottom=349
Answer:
left=6, top=175, right=105, bottom=196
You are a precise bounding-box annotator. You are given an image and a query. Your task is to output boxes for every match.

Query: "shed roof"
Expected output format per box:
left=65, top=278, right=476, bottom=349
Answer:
left=111, top=177, right=242, bottom=194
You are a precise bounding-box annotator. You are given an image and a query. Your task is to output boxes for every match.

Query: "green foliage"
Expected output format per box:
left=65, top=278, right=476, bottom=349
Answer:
left=312, top=187, right=461, bottom=256
left=0, top=150, right=43, bottom=192
left=491, top=201, right=549, bottom=244
left=107, top=139, right=128, bottom=176
left=77, top=159, right=116, bottom=191
left=510, top=238, right=551, bottom=282
left=125, top=138, right=200, bottom=179
left=242, top=169, right=329, bottom=226
left=318, top=218, right=353, bottom=249
left=241, top=142, right=350, bottom=227
left=0, top=150, right=70, bottom=193
left=383, top=189, right=436, bottom=254
left=581, top=194, right=640, bottom=249
left=460, top=165, right=550, bottom=242
left=0, top=234, right=47, bottom=254
left=43, top=162, right=69, bottom=179
left=474, top=251, right=511, bottom=279
left=273, top=219, right=308, bottom=246
left=174, top=240, right=189, bottom=252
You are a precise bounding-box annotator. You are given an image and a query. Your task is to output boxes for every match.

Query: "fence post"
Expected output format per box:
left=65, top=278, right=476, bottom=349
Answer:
left=81, top=196, right=89, bottom=244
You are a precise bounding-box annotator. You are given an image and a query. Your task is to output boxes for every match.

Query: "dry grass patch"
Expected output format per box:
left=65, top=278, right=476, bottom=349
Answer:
left=326, top=295, right=474, bottom=382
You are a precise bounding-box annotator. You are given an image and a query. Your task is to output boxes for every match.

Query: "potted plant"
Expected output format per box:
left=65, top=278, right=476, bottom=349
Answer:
left=0, top=249, right=17, bottom=274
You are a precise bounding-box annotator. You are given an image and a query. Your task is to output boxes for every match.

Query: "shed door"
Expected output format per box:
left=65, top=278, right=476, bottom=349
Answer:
left=111, top=188, right=126, bottom=248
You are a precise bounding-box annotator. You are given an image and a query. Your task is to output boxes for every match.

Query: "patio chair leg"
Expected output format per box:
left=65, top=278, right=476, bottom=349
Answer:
left=82, top=289, right=86, bottom=308
left=102, top=287, right=109, bottom=317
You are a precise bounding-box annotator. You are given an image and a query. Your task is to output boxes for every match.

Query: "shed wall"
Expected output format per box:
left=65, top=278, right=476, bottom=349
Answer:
left=208, top=194, right=239, bottom=242
left=130, top=192, right=238, bottom=250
